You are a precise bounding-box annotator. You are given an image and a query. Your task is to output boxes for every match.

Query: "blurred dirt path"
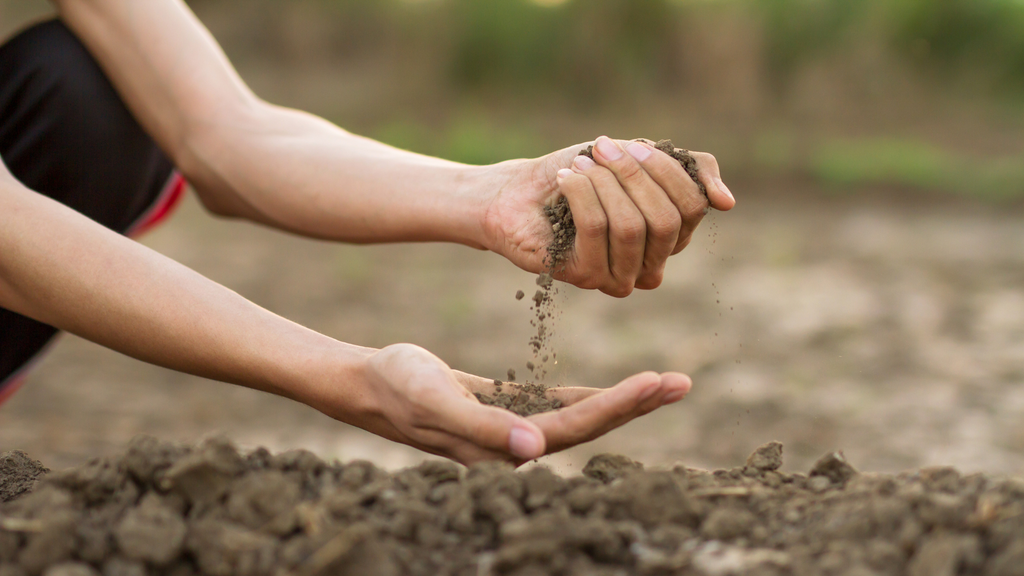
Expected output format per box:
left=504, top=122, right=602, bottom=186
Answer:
left=2, top=183, right=1024, bottom=476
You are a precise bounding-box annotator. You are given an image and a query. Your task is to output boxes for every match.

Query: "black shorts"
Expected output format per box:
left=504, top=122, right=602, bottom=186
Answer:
left=0, top=20, right=185, bottom=403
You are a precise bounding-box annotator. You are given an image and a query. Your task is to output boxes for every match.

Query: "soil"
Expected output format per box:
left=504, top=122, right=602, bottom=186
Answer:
left=3, top=438, right=1024, bottom=576
left=474, top=382, right=563, bottom=417
left=0, top=452, right=48, bottom=504
left=507, top=139, right=709, bottom=406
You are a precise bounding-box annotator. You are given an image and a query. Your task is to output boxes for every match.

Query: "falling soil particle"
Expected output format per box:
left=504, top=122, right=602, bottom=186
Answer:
left=514, top=290, right=524, bottom=301
left=4, top=438, right=1024, bottom=576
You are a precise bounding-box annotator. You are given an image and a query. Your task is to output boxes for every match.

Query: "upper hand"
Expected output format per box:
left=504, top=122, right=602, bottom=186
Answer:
left=483, top=136, right=735, bottom=297
left=339, top=343, right=691, bottom=466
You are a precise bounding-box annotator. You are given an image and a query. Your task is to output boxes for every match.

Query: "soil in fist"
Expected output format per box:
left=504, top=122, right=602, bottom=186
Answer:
left=4, top=438, right=1024, bottom=576
left=474, top=382, right=563, bottom=417
left=512, top=138, right=709, bottom=396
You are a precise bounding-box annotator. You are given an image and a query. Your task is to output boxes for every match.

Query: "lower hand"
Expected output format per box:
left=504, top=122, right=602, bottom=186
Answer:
left=332, top=343, right=691, bottom=466
left=483, top=136, right=735, bottom=297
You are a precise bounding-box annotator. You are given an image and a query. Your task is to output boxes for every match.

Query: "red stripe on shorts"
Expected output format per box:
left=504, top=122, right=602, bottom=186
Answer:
left=127, top=171, right=187, bottom=238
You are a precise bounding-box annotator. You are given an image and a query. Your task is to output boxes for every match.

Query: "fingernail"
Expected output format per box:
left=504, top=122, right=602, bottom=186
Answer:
left=713, top=177, right=734, bottom=202
left=557, top=168, right=573, bottom=180
left=626, top=141, right=652, bottom=162
left=573, top=155, right=596, bottom=171
left=662, top=389, right=687, bottom=405
left=595, top=136, right=623, bottom=161
left=509, top=426, right=543, bottom=459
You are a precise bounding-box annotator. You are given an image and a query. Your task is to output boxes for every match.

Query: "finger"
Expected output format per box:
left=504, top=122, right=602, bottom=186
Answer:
left=591, top=137, right=681, bottom=290
left=529, top=372, right=692, bottom=454
left=690, top=151, right=735, bottom=211
left=431, top=390, right=548, bottom=461
left=623, top=141, right=710, bottom=258
left=544, top=386, right=602, bottom=406
left=555, top=169, right=610, bottom=289
left=571, top=154, right=645, bottom=297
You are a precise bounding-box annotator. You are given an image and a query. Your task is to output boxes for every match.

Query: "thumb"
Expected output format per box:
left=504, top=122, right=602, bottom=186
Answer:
left=441, top=396, right=547, bottom=460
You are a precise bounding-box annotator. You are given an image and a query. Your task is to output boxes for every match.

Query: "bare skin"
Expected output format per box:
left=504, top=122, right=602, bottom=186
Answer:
left=0, top=0, right=734, bottom=466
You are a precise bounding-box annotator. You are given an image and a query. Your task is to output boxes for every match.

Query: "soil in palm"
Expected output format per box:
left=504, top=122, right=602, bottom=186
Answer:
left=492, top=139, right=709, bottom=417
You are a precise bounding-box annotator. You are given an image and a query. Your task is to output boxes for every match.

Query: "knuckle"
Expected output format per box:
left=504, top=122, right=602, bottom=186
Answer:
left=614, top=217, right=646, bottom=245
left=648, top=211, right=682, bottom=240
left=681, top=198, right=707, bottom=222
left=605, top=281, right=634, bottom=298
left=692, top=151, right=719, bottom=172
left=648, top=153, right=680, bottom=180
left=616, top=159, right=646, bottom=185
left=577, top=214, right=608, bottom=241
left=636, top=271, right=665, bottom=290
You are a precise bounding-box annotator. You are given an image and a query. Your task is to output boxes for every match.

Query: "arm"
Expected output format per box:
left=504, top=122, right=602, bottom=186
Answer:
left=53, top=0, right=735, bottom=297
left=51, top=0, right=494, bottom=246
left=0, top=160, right=690, bottom=465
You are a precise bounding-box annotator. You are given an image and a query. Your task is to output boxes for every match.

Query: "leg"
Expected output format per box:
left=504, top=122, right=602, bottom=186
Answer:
left=0, top=20, right=178, bottom=396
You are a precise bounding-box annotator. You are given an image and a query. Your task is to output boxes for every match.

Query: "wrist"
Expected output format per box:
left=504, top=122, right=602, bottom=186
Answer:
left=472, top=156, right=547, bottom=255
left=269, top=333, right=378, bottom=420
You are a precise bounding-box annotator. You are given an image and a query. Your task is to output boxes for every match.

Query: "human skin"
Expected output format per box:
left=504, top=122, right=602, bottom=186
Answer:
left=0, top=0, right=734, bottom=465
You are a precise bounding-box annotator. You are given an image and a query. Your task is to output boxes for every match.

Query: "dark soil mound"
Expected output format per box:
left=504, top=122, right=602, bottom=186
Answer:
left=3, top=438, right=1024, bottom=576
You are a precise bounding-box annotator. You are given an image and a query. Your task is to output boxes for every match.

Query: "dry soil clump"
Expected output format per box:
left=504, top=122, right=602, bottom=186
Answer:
left=3, top=438, right=1024, bottom=576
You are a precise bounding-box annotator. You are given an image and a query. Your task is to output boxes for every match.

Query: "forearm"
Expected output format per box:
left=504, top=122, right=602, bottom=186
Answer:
left=53, top=0, right=497, bottom=246
left=0, top=172, right=372, bottom=412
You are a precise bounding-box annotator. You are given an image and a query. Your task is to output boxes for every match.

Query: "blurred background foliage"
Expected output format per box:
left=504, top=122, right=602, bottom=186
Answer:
left=6, top=0, right=1024, bottom=199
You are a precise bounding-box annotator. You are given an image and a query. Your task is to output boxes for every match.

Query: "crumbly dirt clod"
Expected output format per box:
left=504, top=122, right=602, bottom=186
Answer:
left=0, top=451, right=48, bottom=504
left=4, top=437, right=1024, bottom=576
left=745, top=441, right=783, bottom=472
left=475, top=382, right=563, bottom=417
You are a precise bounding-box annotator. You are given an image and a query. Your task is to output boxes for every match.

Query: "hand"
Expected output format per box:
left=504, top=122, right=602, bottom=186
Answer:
left=483, top=136, right=735, bottom=297
left=338, top=343, right=691, bottom=466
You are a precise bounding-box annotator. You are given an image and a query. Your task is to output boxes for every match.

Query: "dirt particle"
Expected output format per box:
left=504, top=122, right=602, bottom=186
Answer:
left=113, top=493, right=186, bottom=565
left=0, top=451, right=48, bottom=503
left=514, top=290, right=524, bottom=301
left=745, top=441, right=783, bottom=472
left=531, top=290, right=545, bottom=307
left=582, top=454, right=643, bottom=483
left=809, top=451, right=858, bottom=486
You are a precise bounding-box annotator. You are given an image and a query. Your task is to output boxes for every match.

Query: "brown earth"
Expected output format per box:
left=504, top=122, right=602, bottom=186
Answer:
left=2, top=438, right=1024, bottom=576
left=475, top=382, right=562, bottom=417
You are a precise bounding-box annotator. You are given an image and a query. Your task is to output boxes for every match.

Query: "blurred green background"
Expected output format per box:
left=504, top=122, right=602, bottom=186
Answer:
left=5, top=0, right=1024, bottom=199
left=201, top=0, right=1024, bottom=200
